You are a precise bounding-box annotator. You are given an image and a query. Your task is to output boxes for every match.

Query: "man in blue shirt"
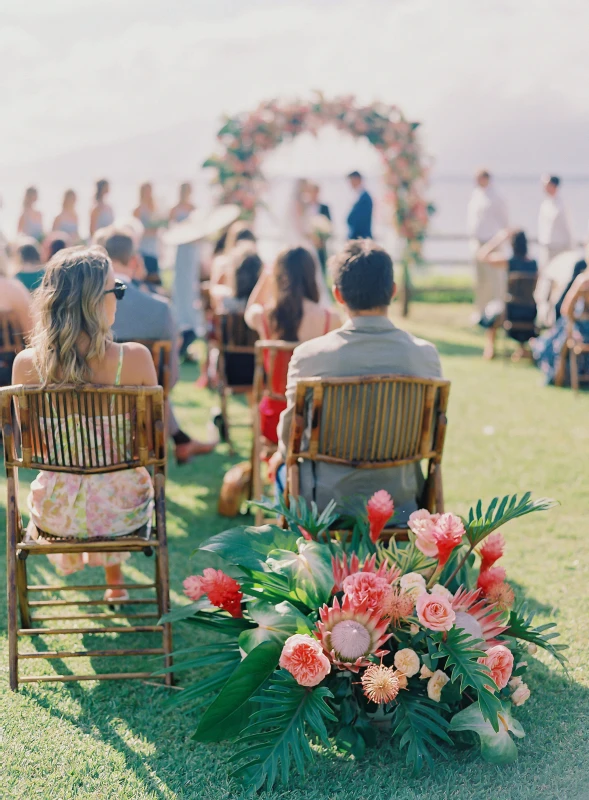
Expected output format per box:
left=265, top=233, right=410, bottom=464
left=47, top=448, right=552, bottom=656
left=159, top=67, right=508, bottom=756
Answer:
left=346, top=171, right=373, bottom=239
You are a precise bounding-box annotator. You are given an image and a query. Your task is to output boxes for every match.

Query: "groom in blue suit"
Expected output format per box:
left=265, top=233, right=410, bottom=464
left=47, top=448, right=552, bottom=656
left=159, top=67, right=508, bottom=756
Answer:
left=346, top=171, right=373, bottom=239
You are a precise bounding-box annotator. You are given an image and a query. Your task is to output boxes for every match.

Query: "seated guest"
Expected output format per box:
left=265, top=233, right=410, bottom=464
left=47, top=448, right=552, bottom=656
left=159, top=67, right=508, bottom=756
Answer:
left=53, top=189, right=79, bottom=239
left=212, top=243, right=262, bottom=314
left=269, top=240, right=442, bottom=520
left=210, top=222, right=257, bottom=290
left=41, top=231, right=70, bottom=264
left=14, top=240, right=45, bottom=292
left=555, top=250, right=587, bottom=321
left=12, top=246, right=157, bottom=600
left=532, top=264, right=589, bottom=386
left=477, top=229, right=538, bottom=360
left=104, top=230, right=215, bottom=463
left=245, top=246, right=340, bottom=444
left=0, top=266, right=33, bottom=385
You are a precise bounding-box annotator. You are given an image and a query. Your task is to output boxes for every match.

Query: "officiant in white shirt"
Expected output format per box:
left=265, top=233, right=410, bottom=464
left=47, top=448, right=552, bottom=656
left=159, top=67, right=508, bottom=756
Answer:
left=537, top=175, right=573, bottom=271
left=467, top=169, right=509, bottom=319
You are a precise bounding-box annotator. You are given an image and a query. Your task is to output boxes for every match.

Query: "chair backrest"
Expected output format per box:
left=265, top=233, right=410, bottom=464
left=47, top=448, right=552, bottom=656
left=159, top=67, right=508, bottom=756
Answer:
left=287, top=375, right=450, bottom=468
left=128, top=339, right=173, bottom=400
left=506, top=271, right=537, bottom=308
left=0, top=385, right=166, bottom=473
left=571, top=285, right=589, bottom=322
left=0, top=312, right=26, bottom=357
left=214, top=312, right=259, bottom=354
left=253, top=340, right=298, bottom=404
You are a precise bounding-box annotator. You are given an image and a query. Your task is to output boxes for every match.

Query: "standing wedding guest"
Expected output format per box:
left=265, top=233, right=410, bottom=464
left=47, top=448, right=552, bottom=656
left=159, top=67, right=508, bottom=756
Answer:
left=134, top=182, right=162, bottom=281
left=105, top=230, right=216, bottom=464
left=245, top=246, right=340, bottom=444
left=467, top=169, right=509, bottom=321
left=14, top=241, right=45, bottom=292
left=346, top=171, right=373, bottom=240
left=53, top=189, right=79, bottom=239
left=538, top=175, right=573, bottom=270
left=11, top=246, right=158, bottom=599
left=476, top=229, right=538, bottom=360
left=269, top=240, right=441, bottom=519
left=169, top=182, right=199, bottom=360
left=89, top=179, right=114, bottom=237
left=307, top=183, right=331, bottom=276
left=17, top=187, right=43, bottom=241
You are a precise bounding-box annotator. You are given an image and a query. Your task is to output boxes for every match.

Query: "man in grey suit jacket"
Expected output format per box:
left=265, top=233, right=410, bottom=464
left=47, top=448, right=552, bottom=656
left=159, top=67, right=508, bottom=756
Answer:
left=271, top=240, right=442, bottom=521
left=105, top=231, right=215, bottom=464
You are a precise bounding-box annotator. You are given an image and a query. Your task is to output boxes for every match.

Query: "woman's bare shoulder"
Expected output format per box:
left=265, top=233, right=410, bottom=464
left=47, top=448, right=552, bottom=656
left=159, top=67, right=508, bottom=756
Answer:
left=12, top=349, right=39, bottom=384
left=119, top=342, right=157, bottom=385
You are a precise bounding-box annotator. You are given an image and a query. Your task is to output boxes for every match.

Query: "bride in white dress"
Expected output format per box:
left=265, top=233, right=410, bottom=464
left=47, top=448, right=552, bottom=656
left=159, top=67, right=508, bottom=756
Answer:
left=284, top=178, right=331, bottom=306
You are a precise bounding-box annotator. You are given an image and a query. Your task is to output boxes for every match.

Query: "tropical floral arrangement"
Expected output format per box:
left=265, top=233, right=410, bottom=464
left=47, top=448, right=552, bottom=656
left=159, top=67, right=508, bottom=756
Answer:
left=161, top=491, right=564, bottom=793
left=203, top=92, right=434, bottom=265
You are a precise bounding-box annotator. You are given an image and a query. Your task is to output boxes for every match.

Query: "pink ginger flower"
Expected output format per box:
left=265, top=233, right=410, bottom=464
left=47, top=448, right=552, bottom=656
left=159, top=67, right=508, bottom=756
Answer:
left=367, top=490, right=394, bottom=542
left=184, top=568, right=244, bottom=618
left=408, top=509, right=440, bottom=557
left=342, top=571, right=392, bottom=613
left=183, top=575, right=206, bottom=601
left=478, top=644, right=514, bottom=691
left=279, top=634, right=331, bottom=687
left=432, top=513, right=465, bottom=566
left=477, top=566, right=507, bottom=596
left=478, top=533, right=505, bottom=572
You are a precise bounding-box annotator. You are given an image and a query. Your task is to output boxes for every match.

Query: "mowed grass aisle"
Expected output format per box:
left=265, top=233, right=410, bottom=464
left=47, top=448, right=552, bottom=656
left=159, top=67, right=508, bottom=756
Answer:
left=0, top=304, right=587, bottom=800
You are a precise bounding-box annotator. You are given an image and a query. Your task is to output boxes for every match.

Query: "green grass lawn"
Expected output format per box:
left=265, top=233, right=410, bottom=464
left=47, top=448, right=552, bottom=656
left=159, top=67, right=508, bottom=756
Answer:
left=1, top=303, right=588, bottom=800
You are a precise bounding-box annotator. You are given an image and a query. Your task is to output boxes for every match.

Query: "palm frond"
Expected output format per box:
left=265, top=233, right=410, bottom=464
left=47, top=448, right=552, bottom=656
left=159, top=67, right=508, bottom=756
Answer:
left=391, top=692, right=452, bottom=775
left=464, top=493, right=557, bottom=548
left=229, top=670, right=336, bottom=792
left=249, top=494, right=339, bottom=540
left=380, top=536, right=434, bottom=575
left=505, top=604, right=568, bottom=667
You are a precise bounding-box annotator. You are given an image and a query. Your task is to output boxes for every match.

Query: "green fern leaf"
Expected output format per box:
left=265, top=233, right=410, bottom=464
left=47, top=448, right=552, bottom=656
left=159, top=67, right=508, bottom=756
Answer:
left=391, top=692, right=452, bottom=775
left=229, top=670, right=336, bottom=792
left=381, top=537, right=434, bottom=575
left=505, top=604, right=568, bottom=667
left=431, top=628, right=502, bottom=730
left=464, top=493, right=556, bottom=548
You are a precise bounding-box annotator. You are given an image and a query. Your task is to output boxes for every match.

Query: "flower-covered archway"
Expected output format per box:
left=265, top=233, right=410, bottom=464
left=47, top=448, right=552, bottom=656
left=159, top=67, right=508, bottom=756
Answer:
left=203, top=93, right=432, bottom=313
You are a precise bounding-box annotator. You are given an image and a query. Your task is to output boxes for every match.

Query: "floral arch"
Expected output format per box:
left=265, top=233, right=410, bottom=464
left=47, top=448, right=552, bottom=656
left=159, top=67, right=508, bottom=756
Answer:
left=203, top=93, right=432, bottom=310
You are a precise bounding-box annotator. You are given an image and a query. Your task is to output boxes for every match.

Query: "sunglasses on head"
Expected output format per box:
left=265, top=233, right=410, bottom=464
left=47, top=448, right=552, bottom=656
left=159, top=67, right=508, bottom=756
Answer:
left=104, top=279, right=127, bottom=300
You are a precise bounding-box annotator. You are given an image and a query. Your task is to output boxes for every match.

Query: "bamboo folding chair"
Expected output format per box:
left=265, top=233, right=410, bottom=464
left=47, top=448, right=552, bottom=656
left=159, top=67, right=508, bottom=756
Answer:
left=1, top=384, right=172, bottom=691
left=0, top=311, right=26, bottom=387
left=251, top=340, right=297, bottom=524
left=285, top=375, right=451, bottom=539
left=214, top=312, right=259, bottom=454
left=500, top=271, right=538, bottom=358
left=565, top=286, right=589, bottom=392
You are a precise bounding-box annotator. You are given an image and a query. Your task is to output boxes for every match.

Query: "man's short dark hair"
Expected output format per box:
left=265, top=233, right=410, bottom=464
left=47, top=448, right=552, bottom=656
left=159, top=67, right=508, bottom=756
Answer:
left=49, top=238, right=67, bottom=259
left=104, top=231, right=134, bottom=265
left=547, top=175, right=561, bottom=188
left=331, top=240, right=394, bottom=311
left=347, top=171, right=362, bottom=180
left=18, top=243, right=41, bottom=265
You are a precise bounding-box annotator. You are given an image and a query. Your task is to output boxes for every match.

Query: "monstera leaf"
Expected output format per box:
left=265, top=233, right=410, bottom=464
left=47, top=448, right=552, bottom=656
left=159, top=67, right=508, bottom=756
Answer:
left=238, top=599, right=313, bottom=654
left=266, top=539, right=334, bottom=608
left=450, top=702, right=525, bottom=764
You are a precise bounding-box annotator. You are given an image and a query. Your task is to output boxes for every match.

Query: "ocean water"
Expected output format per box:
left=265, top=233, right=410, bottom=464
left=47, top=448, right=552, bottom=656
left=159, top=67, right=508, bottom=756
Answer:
left=2, top=175, right=588, bottom=266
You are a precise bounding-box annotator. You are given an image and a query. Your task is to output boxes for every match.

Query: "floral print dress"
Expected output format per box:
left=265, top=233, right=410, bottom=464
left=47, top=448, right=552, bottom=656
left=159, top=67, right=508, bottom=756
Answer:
left=27, top=349, right=154, bottom=574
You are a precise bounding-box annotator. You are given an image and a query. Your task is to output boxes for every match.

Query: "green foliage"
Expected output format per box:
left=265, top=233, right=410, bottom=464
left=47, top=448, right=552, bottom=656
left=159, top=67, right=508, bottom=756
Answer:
left=250, top=495, right=339, bottom=542
left=381, top=536, right=434, bottom=575
left=266, top=539, right=334, bottom=608
left=194, top=641, right=282, bottom=743
left=506, top=604, right=568, bottom=667
left=229, top=670, right=336, bottom=792
left=464, top=493, right=557, bottom=548
left=197, top=524, right=299, bottom=571
left=161, top=645, right=242, bottom=712
left=237, top=599, right=313, bottom=654
left=391, top=691, right=453, bottom=775
left=450, top=702, right=525, bottom=764
left=431, top=628, right=502, bottom=730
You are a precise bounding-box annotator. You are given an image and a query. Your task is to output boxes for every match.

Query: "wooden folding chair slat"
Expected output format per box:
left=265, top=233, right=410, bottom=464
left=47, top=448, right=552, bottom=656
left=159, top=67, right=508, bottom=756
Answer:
left=285, top=375, right=451, bottom=540
left=0, top=384, right=172, bottom=691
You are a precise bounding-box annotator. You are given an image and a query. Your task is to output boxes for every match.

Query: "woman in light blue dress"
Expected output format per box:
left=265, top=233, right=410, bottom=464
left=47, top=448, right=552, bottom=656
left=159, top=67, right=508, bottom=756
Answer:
left=89, top=179, right=114, bottom=237
left=52, top=189, right=79, bottom=240
left=169, top=182, right=201, bottom=357
left=17, top=187, right=43, bottom=242
left=134, top=182, right=161, bottom=283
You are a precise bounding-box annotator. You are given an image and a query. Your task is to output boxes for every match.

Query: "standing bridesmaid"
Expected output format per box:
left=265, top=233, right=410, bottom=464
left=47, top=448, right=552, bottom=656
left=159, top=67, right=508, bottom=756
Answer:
left=90, top=179, right=114, bottom=237
left=53, top=189, right=79, bottom=239
left=17, top=187, right=43, bottom=241
left=134, top=182, right=161, bottom=282
left=169, top=182, right=200, bottom=359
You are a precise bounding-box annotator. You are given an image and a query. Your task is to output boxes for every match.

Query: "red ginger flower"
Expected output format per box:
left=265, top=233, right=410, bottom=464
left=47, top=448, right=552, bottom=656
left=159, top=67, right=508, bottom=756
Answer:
left=367, top=490, right=394, bottom=542
left=432, top=513, right=465, bottom=566
left=183, top=568, right=243, bottom=618
left=477, top=566, right=507, bottom=596
left=478, top=533, right=505, bottom=572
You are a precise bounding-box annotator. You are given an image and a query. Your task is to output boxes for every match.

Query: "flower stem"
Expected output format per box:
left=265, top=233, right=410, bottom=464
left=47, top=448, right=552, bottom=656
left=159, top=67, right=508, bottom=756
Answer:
left=443, top=544, right=475, bottom=588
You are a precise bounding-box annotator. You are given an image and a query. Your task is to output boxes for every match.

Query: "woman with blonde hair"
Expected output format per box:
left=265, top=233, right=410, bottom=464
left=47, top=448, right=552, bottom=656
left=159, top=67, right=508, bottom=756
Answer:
left=12, top=246, right=158, bottom=600
left=89, top=179, right=114, bottom=237
left=17, top=186, right=43, bottom=241
left=53, top=189, right=79, bottom=239
left=134, top=182, right=162, bottom=281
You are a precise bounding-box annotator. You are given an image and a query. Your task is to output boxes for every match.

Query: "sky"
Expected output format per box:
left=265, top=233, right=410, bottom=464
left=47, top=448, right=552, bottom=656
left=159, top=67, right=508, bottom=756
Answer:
left=1, top=0, right=588, bottom=178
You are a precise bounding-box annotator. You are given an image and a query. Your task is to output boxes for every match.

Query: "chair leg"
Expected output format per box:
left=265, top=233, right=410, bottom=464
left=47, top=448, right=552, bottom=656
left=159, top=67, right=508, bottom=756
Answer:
left=154, top=472, right=173, bottom=686
left=6, top=496, right=19, bottom=691
left=220, top=387, right=234, bottom=455
left=570, top=350, right=579, bottom=393
left=16, top=554, right=32, bottom=629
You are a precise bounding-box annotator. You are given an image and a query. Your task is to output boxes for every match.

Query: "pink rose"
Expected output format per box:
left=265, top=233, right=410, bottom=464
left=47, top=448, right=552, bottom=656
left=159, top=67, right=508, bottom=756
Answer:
left=279, top=634, right=331, bottom=687
left=416, top=592, right=456, bottom=632
left=479, top=644, right=514, bottom=690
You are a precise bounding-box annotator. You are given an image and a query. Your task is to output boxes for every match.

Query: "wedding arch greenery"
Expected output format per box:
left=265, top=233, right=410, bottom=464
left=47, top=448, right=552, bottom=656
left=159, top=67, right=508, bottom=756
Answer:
left=203, top=92, right=433, bottom=314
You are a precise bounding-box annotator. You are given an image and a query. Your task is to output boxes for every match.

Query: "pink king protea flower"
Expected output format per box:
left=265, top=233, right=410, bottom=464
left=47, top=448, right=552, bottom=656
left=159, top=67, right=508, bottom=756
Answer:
left=452, top=586, right=509, bottom=649
left=366, top=490, right=394, bottom=542
left=316, top=594, right=391, bottom=672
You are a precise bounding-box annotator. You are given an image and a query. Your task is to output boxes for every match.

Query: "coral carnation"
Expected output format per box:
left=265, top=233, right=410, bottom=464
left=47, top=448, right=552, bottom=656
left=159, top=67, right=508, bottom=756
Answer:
left=477, top=566, right=507, bottom=595
left=486, top=581, right=515, bottom=612
left=343, top=572, right=392, bottom=612
left=183, top=575, right=206, bottom=601
left=367, top=490, right=394, bottom=542
left=479, top=644, right=514, bottom=690
left=361, top=664, right=400, bottom=704
left=478, top=532, right=505, bottom=572
left=416, top=592, right=456, bottom=632
left=279, top=634, right=331, bottom=687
